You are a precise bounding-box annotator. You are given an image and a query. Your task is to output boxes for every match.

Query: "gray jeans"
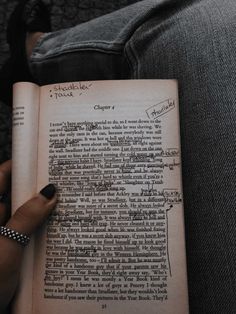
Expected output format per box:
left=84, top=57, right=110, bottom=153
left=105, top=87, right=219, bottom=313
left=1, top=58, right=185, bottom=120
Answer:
left=29, top=0, right=236, bottom=313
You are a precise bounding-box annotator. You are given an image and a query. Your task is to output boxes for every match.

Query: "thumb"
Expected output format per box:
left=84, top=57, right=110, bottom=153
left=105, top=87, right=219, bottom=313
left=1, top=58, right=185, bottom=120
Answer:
left=6, top=184, right=57, bottom=237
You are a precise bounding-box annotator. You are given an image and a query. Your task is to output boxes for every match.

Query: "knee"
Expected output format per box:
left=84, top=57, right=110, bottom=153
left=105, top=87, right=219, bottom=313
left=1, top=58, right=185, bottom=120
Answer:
left=126, top=0, right=235, bottom=78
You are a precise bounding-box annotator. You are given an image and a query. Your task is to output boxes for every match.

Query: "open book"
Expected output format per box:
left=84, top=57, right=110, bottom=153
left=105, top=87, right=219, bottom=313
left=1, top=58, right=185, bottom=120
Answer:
left=12, top=80, right=188, bottom=314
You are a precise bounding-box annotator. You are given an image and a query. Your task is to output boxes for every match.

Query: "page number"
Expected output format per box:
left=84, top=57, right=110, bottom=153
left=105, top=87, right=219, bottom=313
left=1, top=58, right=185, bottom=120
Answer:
left=102, top=304, right=107, bottom=309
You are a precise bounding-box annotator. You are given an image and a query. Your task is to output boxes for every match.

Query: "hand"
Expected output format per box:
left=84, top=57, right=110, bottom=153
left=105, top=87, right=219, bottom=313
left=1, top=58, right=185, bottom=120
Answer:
left=0, top=160, right=57, bottom=312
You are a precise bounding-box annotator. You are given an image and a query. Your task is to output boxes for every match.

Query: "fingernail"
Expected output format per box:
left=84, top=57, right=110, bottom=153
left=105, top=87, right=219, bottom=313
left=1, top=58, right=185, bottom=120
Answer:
left=40, top=184, right=56, bottom=200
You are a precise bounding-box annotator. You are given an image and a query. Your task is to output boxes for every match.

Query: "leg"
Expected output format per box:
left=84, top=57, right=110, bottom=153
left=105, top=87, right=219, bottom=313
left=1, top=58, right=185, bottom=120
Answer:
left=28, top=0, right=236, bottom=312
left=127, top=1, right=236, bottom=312
left=29, top=0, right=189, bottom=84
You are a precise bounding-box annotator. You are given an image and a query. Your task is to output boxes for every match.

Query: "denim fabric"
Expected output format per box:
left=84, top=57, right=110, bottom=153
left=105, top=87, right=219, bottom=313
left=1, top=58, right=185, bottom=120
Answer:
left=30, top=0, right=236, bottom=313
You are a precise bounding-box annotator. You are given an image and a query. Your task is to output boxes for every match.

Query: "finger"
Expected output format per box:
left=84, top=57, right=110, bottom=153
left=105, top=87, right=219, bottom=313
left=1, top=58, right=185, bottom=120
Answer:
left=5, top=183, right=57, bottom=237
left=0, top=160, right=11, bottom=226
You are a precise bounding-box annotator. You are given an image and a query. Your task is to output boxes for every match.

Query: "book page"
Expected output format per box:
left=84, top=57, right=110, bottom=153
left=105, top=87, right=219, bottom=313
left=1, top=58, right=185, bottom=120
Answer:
left=11, top=82, right=40, bottom=314
left=34, top=80, right=188, bottom=314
